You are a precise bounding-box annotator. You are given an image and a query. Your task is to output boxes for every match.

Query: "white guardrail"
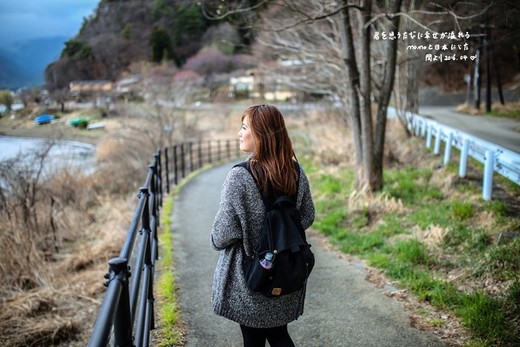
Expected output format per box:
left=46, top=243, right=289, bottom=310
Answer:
left=389, top=108, right=520, bottom=200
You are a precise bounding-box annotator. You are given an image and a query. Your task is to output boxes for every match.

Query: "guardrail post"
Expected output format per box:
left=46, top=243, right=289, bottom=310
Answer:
left=443, top=132, right=454, bottom=166
left=483, top=150, right=495, bottom=200
left=420, top=120, right=427, bottom=137
left=433, top=127, right=442, bottom=155
left=414, top=119, right=420, bottom=136
left=459, top=138, right=470, bottom=177
left=426, top=124, right=432, bottom=148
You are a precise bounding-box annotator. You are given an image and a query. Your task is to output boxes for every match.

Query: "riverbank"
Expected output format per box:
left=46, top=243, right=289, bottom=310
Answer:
left=0, top=111, right=109, bottom=146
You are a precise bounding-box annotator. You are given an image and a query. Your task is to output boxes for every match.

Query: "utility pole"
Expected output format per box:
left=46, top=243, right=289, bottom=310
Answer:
left=485, top=12, right=492, bottom=113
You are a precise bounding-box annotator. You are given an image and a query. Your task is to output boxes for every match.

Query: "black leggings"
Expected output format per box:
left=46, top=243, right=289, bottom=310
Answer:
left=240, top=324, right=295, bottom=347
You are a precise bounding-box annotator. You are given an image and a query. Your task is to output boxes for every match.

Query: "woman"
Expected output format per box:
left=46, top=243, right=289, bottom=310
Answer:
left=211, top=104, right=315, bottom=347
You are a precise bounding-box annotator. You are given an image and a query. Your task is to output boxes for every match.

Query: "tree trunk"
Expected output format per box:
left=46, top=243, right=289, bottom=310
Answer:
left=358, top=0, right=374, bottom=191
left=406, top=54, right=419, bottom=114
left=339, top=1, right=363, bottom=187
left=374, top=0, right=403, bottom=191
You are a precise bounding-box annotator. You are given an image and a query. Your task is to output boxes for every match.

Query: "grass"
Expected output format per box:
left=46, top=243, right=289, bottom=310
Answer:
left=154, top=163, right=224, bottom=346
left=456, top=101, right=520, bottom=121
left=307, top=157, right=520, bottom=347
left=155, top=195, right=184, bottom=346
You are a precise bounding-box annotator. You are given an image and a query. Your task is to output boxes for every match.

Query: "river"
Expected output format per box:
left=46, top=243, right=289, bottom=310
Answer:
left=0, top=135, right=97, bottom=176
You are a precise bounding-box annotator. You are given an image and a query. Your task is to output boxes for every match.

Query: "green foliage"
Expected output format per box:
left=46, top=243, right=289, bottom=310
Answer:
left=314, top=173, right=343, bottom=194
left=338, top=229, right=385, bottom=254
left=487, top=108, right=520, bottom=120
left=0, top=90, right=14, bottom=110
left=150, top=28, right=174, bottom=63
left=312, top=162, right=520, bottom=346
left=171, top=4, right=208, bottom=64
left=152, top=0, right=174, bottom=20
left=476, top=239, right=520, bottom=280
left=156, top=196, right=183, bottom=346
left=450, top=200, right=474, bottom=220
left=483, top=200, right=508, bottom=217
left=313, top=208, right=347, bottom=236
left=79, top=17, right=89, bottom=34
left=383, top=168, right=443, bottom=204
left=62, top=40, right=92, bottom=59
left=391, top=239, right=432, bottom=266
left=410, top=202, right=452, bottom=229
left=121, top=24, right=132, bottom=40
left=175, top=5, right=205, bottom=35
left=457, top=292, right=509, bottom=344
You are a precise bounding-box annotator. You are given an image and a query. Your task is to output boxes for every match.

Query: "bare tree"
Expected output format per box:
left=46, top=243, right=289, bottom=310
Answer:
left=204, top=0, right=403, bottom=191
left=114, top=62, right=204, bottom=153
left=202, top=0, right=490, bottom=192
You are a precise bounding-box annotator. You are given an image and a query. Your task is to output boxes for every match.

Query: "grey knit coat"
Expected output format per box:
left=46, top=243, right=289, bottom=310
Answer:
left=211, top=163, right=315, bottom=328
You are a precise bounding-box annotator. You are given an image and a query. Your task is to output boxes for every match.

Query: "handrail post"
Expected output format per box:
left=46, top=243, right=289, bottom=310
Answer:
left=111, top=257, right=134, bottom=347
left=180, top=143, right=186, bottom=179
left=148, top=165, right=158, bottom=227
left=208, top=140, right=212, bottom=164
left=154, top=152, right=162, bottom=208
left=164, top=147, right=170, bottom=194
left=226, top=139, right=231, bottom=160
left=164, top=147, right=170, bottom=195
left=87, top=257, right=133, bottom=347
left=189, top=142, right=194, bottom=173
left=198, top=140, right=203, bottom=169
left=173, top=145, right=178, bottom=185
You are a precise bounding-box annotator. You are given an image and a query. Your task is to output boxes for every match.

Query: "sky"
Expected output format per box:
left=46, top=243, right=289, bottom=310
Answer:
left=0, top=0, right=99, bottom=47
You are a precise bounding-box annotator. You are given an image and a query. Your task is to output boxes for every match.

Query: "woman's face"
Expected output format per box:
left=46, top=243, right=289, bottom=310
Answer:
left=238, top=115, right=255, bottom=153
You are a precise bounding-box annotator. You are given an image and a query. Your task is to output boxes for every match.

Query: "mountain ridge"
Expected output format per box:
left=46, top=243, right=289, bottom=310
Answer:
left=0, top=36, right=69, bottom=89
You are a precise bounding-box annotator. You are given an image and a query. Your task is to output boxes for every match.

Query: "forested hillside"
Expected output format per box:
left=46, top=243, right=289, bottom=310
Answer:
left=44, top=0, right=256, bottom=91
left=43, top=0, right=520, bottom=97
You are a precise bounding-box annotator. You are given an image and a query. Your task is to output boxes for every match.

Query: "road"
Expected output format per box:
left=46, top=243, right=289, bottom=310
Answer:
left=418, top=106, right=520, bottom=154
left=171, top=161, right=446, bottom=347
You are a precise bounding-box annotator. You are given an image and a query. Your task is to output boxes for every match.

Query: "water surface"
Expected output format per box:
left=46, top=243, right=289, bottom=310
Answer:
left=0, top=135, right=97, bottom=175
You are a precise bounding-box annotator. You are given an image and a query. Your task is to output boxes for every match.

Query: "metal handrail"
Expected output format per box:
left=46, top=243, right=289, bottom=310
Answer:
left=88, top=139, right=240, bottom=347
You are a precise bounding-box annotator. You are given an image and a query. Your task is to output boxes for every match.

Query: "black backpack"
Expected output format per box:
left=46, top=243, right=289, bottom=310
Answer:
left=235, top=161, right=315, bottom=297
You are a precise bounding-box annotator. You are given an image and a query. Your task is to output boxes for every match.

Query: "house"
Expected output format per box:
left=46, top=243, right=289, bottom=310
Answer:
left=69, top=80, right=113, bottom=95
left=116, top=75, right=141, bottom=93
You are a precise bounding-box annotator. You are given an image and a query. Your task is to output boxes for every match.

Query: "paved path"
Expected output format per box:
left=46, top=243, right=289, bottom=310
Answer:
left=171, top=161, right=446, bottom=347
left=418, top=106, right=520, bottom=154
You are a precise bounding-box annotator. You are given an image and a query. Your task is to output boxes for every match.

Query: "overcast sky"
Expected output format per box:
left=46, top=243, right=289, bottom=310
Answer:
left=0, top=0, right=99, bottom=47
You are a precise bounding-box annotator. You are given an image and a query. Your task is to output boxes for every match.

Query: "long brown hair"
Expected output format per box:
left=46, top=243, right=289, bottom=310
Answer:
left=242, top=104, right=298, bottom=197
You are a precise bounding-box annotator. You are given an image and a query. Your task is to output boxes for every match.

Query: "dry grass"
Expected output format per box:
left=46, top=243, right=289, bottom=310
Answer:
left=0, top=102, right=246, bottom=345
left=0, top=167, right=134, bottom=345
